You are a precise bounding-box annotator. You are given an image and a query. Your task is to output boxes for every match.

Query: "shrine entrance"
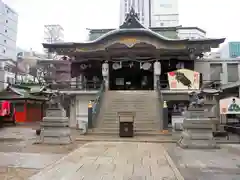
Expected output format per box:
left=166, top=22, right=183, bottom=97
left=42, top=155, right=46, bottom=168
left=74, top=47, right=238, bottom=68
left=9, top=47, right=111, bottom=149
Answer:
left=109, top=61, right=154, bottom=90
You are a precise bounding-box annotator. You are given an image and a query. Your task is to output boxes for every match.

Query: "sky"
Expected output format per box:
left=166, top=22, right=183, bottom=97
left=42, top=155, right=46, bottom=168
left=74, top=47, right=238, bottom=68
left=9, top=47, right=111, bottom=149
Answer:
left=3, top=0, right=240, bottom=53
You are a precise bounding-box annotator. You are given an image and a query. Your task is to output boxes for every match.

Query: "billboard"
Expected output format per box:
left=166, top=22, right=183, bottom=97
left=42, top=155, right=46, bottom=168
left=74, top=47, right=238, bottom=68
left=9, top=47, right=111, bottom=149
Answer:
left=220, top=97, right=240, bottom=114
left=167, top=69, right=200, bottom=90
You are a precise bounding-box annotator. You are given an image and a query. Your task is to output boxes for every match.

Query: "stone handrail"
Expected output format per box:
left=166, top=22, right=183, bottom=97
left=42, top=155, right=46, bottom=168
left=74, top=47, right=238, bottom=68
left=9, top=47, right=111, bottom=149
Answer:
left=157, top=80, right=164, bottom=127
left=92, top=81, right=105, bottom=127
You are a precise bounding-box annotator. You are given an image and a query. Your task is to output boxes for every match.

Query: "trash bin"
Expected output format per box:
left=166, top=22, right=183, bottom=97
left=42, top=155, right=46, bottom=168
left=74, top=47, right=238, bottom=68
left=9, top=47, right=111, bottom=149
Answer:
left=117, top=111, right=135, bottom=137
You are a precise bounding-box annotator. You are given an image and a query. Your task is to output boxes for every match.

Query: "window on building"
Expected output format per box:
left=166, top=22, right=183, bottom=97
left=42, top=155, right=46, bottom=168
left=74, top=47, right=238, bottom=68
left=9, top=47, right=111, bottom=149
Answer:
left=5, top=20, right=8, bottom=23
left=2, top=49, right=6, bottom=53
left=132, top=0, right=135, bottom=7
left=160, top=22, right=164, bottom=26
left=5, top=29, right=7, bottom=33
left=4, top=40, right=6, bottom=43
left=128, top=0, right=131, bottom=11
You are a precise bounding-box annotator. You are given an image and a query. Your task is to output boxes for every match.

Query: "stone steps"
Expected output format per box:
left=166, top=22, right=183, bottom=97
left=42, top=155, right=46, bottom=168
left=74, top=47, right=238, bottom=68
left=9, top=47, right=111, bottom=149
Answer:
left=89, top=130, right=163, bottom=136
left=95, top=90, right=161, bottom=135
left=99, top=124, right=159, bottom=129
left=94, top=127, right=158, bottom=132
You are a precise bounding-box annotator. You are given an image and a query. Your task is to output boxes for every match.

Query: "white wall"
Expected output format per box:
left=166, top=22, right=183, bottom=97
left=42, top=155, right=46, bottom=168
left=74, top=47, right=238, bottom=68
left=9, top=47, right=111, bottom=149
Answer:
left=177, top=28, right=206, bottom=39
left=218, top=43, right=230, bottom=59
left=70, top=94, right=98, bottom=128
left=151, top=0, right=179, bottom=27
left=0, top=0, right=18, bottom=61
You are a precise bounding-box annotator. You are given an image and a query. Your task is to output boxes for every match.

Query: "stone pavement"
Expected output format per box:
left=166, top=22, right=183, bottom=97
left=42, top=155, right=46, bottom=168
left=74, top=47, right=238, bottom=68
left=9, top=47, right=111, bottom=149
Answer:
left=165, top=144, right=240, bottom=180
left=0, top=167, right=39, bottom=180
left=0, top=152, right=64, bottom=180
left=29, top=142, right=183, bottom=180
left=0, top=127, right=36, bottom=141
left=0, top=152, right=63, bottom=169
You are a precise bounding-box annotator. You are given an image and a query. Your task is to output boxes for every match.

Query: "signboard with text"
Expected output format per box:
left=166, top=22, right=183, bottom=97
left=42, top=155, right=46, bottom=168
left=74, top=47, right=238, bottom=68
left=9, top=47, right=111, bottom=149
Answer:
left=220, top=97, right=240, bottom=114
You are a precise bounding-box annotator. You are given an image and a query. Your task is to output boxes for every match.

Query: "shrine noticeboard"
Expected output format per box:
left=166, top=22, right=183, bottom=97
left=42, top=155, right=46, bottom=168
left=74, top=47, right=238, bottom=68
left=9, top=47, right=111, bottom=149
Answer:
left=167, top=69, right=200, bottom=90
left=220, top=97, right=240, bottom=114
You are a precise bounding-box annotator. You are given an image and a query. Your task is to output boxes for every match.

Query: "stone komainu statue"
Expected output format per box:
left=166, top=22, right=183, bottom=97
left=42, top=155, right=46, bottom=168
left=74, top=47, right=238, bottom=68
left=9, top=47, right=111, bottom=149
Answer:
left=48, top=91, right=66, bottom=109
left=189, top=91, right=205, bottom=108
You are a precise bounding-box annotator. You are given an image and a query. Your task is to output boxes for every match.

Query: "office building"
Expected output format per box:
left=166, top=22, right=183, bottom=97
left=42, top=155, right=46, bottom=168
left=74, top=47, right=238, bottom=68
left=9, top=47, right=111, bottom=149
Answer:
left=0, top=0, right=18, bottom=90
left=150, top=0, right=179, bottom=27
left=0, top=0, right=18, bottom=61
left=218, top=42, right=240, bottom=59
left=120, top=0, right=150, bottom=27
left=120, top=0, right=179, bottom=28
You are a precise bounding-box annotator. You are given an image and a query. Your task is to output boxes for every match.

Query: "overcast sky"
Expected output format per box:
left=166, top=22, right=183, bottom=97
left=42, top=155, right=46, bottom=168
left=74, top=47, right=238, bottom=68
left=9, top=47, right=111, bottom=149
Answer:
left=3, top=0, right=240, bottom=52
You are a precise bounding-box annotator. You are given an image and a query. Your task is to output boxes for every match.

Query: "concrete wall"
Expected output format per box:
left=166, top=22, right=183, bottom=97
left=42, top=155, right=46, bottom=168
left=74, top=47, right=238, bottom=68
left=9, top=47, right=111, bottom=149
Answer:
left=194, top=59, right=240, bottom=84
left=177, top=28, right=206, bottom=39
left=69, top=93, right=97, bottom=128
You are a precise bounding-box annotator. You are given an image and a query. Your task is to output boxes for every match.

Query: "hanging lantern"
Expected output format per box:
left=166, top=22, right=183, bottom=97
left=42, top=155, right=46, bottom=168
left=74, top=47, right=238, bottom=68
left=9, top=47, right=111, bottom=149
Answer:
left=129, top=62, right=134, bottom=68
left=142, top=62, right=151, bottom=70
left=80, top=64, right=87, bottom=70
left=154, top=61, right=161, bottom=75
left=102, top=62, right=109, bottom=77
left=112, top=62, right=121, bottom=70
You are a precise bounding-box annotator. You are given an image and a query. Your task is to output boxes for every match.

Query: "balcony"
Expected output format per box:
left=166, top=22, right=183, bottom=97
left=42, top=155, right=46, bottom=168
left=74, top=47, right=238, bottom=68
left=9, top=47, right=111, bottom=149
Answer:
left=50, top=80, right=103, bottom=91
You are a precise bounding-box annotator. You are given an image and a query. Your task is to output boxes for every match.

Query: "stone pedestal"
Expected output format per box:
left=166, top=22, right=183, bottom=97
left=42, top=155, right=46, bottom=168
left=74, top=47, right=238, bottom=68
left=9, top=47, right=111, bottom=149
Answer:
left=178, top=107, right=219, bottom=149
left=39, top=108, right=72, bottom=144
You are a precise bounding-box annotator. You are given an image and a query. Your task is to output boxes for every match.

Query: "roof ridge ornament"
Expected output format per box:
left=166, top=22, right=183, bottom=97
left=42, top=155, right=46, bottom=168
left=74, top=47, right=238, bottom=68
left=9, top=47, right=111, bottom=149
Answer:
left=119, top=7, right=145, bottom=29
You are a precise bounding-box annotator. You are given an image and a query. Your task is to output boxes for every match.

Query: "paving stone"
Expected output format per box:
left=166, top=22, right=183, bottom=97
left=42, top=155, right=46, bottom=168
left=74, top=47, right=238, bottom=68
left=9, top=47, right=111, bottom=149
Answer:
left=166, top=144, right=240, bottom=180
left=0, top=152, right=63, bottom=169
left=0, top=167, right=39, bottom=180
left=29, top=142, right=180, bottom=180
left=133, top=165, right=151, bottom=176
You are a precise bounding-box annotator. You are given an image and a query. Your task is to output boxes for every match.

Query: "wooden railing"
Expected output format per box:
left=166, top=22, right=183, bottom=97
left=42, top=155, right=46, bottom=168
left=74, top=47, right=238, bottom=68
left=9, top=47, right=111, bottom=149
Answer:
left=46, top=80, right=103, bottom=91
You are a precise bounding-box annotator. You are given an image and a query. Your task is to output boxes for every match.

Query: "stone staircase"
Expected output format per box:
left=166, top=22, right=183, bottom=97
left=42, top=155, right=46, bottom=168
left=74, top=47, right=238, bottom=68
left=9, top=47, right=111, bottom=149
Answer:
left=92, top=90, right=161, bottom=136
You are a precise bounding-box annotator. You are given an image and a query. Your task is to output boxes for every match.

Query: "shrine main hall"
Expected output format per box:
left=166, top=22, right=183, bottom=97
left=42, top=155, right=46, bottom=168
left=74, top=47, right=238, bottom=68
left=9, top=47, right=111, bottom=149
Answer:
left=43, top=8, right=225, bottom=92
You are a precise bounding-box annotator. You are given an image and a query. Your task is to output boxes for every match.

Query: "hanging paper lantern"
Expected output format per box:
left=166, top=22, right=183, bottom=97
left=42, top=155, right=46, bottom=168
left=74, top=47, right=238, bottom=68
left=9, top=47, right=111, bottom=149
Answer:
left=80, top=64, right=87, bottom=70
left=142, top=62, right=151, bottom=70
left=112, top=62, right=121, bottom=70
left=154, top=61, right=161, bottom=75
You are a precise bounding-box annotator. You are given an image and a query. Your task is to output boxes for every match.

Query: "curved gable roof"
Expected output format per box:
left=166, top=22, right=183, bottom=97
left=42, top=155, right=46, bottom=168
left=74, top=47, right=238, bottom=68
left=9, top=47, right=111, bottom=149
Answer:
left=87, top=28, right=188, bottom=44
left=42, top=8, right=225, bottom=49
